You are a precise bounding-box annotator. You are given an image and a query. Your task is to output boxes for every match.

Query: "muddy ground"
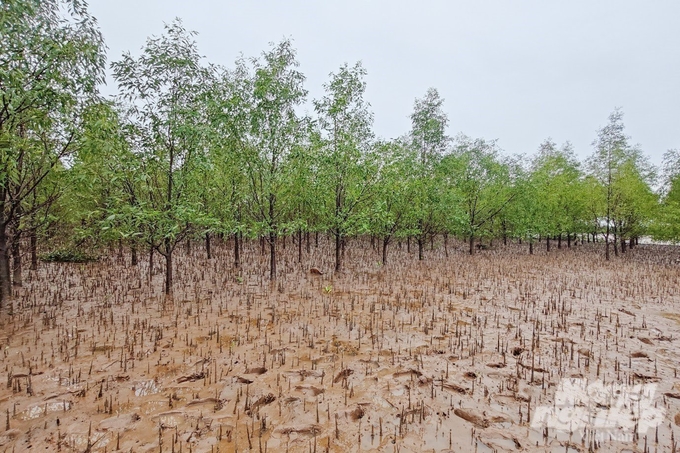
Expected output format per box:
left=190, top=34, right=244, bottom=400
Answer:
left=2, top=238, right=680, bottom=452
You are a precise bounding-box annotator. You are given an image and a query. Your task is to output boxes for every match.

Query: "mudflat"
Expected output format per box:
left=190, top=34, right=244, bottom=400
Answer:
left=2, top=239, right=679, bottom=452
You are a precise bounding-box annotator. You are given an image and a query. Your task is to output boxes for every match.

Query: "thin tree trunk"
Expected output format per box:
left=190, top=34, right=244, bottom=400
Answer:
left=613, top=227, right=618, bottom=257
left=164, top=248, right=173, bottom=295
left=11, top=229, right=22, bottom=287
left=335, top=233, right=342, bottom=272
left=131, top=244, right=138, bottom=266
left=407, top=236, right=410, bottom=253
left=557, top=234, right=562, bottom=249
left=444, top=233, right=448, bottom=257
left=629, top=237, right=634, bottom=249
left=0, top=223, right=10, bottom=309
left=269, top=232, right=276, bottom=280
left=234, top=233, right=240, bottom=268
left=605, top=227, right=611, bottom=261
left=30, top=229, right=37, bottom=271
left=205, top=233, right=211, bottom=260
left=315, top=231, right=319, bottom=248
left=382, top=237, right=389, bottom=265
left=306, top=231, right=310, bottom=254
left=567, top=233, right=571, bottom=248
left=529, top=240, right=534, bottom=255
left=418, top=237, right=424, bottom=260
left=547, top=236, right=551, bottom=252
left=620, top=238, right=626, bottom=253
left=148, top=246, right=154, bottom=281
left=298, top=230, right=302, bottom=263
left=469, top=235, right=474, bottom=255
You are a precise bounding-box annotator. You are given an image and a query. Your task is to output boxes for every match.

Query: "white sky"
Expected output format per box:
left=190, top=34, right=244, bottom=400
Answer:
left=88, top=0, right=680, bottom=166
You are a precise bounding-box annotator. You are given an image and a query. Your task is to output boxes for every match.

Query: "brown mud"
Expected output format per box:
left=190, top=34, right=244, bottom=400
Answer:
left=1, top=238, right=680, bottom=452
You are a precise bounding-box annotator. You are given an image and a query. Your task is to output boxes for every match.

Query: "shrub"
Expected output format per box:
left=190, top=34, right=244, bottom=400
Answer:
left=40, top=249, right=98, bottom=263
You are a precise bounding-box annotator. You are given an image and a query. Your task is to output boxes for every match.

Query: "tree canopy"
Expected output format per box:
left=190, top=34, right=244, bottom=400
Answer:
left=0, top=6, right=674, bottom=301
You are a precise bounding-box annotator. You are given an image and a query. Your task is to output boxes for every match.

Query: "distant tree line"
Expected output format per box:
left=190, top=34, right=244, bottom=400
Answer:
left=1, top=1, right=678, bottom=303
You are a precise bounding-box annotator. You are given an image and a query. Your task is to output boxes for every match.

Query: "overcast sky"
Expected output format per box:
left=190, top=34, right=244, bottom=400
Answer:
left=88, top=0, right=679, bottom=166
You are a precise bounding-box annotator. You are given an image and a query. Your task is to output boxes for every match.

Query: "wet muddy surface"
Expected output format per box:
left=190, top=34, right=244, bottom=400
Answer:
left=2, top=238, right=680, bottom=452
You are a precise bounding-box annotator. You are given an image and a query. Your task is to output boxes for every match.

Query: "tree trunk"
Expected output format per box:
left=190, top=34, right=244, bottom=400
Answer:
left=298, top=230, right=302, bottom=263
left=11, top=230, right=22, bottom=287
left=557, top=234, right=562, bottom=249
left=613, top=227, right=618, bottom=257
left=164, top=248, right=173, bottom=295
left=407, top=236, right=410, bottom=253
left=469, top=235, right=474, bottom=255
left=269, top=232, right=277, bottom=280
left=547, top=236, right=551, bottom=252
left=613, top=238, right=618, bottom=257
left=260, top=236, right=265, bottom=255
left=382, top=237, right=389, bottom=265
left=417, top=237, right=424, bottom=260
left=234, top=233, right=240, bottom=268
left=30, top=229, right=37, bottom=271
left=0, top=223, right=10, bottom=309
left=529, top=240, right=534, bottom=255
left=444, top=233, right=448, bottom=257
left=205, top=233, right=211, bottom=259
left=629, top=237, right=634, bottom=249
left=306, top=231, right=310, bottom=254
left=315, top=231, right=319, bottom=248
left=131, top=244, right=138, bottom=266
left=620, top=238, right=626, bottom=253
left=148, top=246, right=154, bottom=281
left=335, top=234, right=342, bottom=272
left=605, top=226, right=611, bottom=261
